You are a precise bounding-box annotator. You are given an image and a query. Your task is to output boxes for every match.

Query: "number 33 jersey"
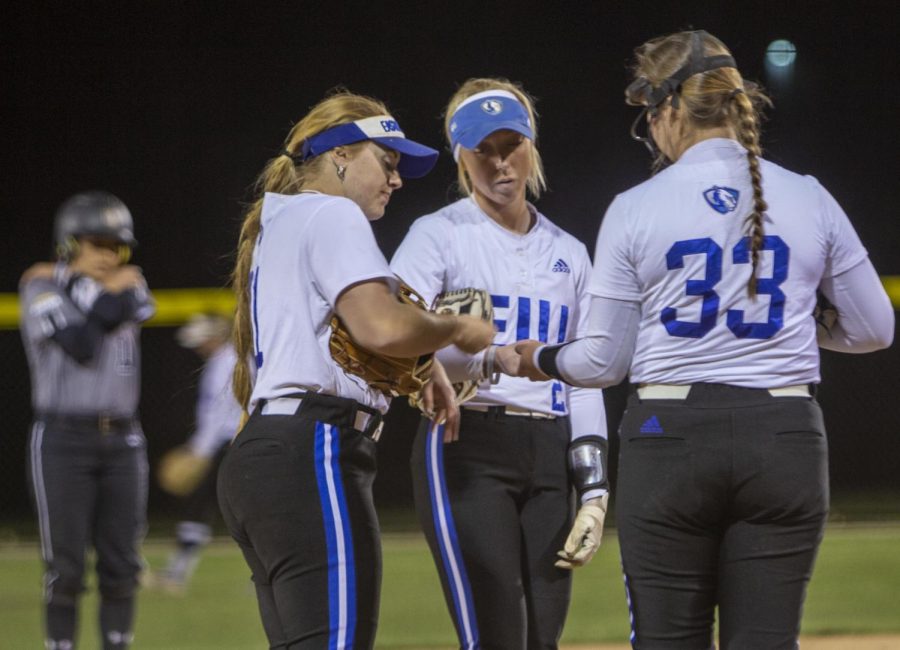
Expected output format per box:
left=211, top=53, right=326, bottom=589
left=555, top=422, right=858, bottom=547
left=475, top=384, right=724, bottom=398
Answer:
left=590, top=138, right=868, bottom=387
left=391, top=196, right=594, bottom=415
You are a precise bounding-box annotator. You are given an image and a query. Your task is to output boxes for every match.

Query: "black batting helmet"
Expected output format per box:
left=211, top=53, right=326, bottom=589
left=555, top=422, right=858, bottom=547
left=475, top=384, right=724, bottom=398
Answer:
left=54, top=191, right=137, bottom=260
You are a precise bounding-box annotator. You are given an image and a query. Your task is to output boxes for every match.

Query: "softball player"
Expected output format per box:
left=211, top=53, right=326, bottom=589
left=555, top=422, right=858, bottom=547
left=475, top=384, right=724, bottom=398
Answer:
left=155, top=313, right=242, bottom=592
left=516, top=31, right=894, bottom=649
left=217, top=91, right=495, bottom=650
left=20, top=191, right=154, bottom=650
left=391, top=78, right=607, bottom=650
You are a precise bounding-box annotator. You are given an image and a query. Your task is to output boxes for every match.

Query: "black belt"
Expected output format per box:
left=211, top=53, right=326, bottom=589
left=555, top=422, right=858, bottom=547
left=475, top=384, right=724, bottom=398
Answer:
left=257, top=393, right=385, bottom=441
left=38, top=412, right=136, bottom=435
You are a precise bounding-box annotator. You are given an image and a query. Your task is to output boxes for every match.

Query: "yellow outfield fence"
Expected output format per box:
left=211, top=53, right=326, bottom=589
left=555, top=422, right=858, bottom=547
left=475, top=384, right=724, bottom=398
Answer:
left=1, top=277, right=899, bottom=329
left=0, top=287, right=236, bottom=329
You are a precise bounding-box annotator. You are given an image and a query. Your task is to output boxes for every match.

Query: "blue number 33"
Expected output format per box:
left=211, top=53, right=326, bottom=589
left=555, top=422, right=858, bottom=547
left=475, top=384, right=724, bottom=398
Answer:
left=661, top=236, right=789, bottom=339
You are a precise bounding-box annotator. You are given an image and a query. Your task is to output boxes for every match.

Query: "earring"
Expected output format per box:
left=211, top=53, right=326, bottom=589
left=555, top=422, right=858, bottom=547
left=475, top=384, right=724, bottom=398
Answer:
left=336, top=164, right=346, bottom=182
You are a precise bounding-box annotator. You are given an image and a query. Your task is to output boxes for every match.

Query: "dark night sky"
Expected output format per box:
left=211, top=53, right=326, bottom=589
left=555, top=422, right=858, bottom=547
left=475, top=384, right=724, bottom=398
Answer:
left=2, top=1, right=898, bottom=290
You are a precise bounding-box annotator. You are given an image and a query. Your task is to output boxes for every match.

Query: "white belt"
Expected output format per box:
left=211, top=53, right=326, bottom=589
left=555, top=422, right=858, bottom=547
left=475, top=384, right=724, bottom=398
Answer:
left=260, top=396, right=383, bottom=440
left=463, top=404, right=557, bottom=420
left=637, top=384, right=811, bottom=400
left=260, top=396, right=304, bottom=415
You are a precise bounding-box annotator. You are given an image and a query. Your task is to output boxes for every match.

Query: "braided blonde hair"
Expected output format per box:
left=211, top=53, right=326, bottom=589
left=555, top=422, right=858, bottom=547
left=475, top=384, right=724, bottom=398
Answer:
left=630, top=31, right=772, bottom=296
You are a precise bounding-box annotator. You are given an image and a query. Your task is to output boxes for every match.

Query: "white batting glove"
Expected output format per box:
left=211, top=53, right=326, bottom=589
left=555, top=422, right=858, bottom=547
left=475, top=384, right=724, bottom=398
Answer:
left=555, top=494, right=608, bottom=570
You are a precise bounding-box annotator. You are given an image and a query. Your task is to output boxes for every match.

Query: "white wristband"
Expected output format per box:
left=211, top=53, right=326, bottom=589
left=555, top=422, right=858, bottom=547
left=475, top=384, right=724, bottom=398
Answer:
left=532, top=345, right=546, bottom=374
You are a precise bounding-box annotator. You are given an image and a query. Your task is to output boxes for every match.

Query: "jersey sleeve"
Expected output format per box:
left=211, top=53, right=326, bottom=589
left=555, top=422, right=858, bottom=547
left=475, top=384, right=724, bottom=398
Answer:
left=587, top=195, right=642, bottom=301
left=306, top=199, right=396, bottom=307
left=812, top=178, right=869, bottom=279
left=566, top=242, right=607, bottom=441
left=390, top=216, right=448, bottom=304
left=19, top=278, right=85, bottom=343
left=128, top=283, right=156, bottom=323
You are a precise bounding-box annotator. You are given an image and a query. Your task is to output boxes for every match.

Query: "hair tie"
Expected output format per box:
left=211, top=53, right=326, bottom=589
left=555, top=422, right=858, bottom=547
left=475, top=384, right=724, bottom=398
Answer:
left=729, top=87, right=745, bottom=99
left=282, top=150, right=302, bottom=164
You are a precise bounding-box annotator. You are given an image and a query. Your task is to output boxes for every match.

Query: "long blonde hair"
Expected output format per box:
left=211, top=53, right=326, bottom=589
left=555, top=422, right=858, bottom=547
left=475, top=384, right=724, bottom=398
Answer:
left=629, top=31, right=772, bottom=296
left=444, top=78, right=547, bottom=199
left=231, top=91, right=390, bottom=411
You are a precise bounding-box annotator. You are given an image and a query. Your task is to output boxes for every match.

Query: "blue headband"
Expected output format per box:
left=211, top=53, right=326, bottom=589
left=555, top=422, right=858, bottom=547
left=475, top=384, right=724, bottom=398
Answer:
left=448, top=90, right=534, bottom=161
left=297, top=115, right=439, bottom=179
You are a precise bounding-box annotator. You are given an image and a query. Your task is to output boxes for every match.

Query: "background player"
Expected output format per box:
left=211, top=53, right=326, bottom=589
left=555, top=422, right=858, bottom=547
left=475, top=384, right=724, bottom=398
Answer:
left=153, top=313, right=242, bottom=592
left=391, top=78, right=607, bottom=649
left=217, top=90, right=495, bottom=649
left=20, top=191, right=155, bottom=650
left=515, top=30, right=895, bottom=649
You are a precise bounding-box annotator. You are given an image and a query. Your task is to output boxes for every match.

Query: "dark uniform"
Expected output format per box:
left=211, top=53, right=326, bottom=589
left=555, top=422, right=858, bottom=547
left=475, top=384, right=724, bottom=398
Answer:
left=20, top=192, right=154, bottom=650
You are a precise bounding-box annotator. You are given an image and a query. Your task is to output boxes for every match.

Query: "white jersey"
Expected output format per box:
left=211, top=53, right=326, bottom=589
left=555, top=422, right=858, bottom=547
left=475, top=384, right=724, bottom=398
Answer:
left=392, top=197, right=604, bottom=434
left=248, top=192, right=397, bottom=413
left=188, top=344, right=243, bottom=457
left=590, top=138, right=869, bottom=387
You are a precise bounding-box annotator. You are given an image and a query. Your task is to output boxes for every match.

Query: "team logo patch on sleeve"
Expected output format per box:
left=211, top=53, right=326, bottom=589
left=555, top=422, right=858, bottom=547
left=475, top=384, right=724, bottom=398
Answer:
left=552, top=259, right=570, bottom=273
left=703, top=186, right=740, bottom=214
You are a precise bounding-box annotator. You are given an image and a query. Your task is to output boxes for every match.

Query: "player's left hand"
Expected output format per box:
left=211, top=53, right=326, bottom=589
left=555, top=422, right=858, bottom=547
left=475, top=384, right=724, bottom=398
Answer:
left=513, top=339, right=551, bottom=381
left=421, top=359, right=461, bottom=443
left=555, top=494, right=609, bottom=569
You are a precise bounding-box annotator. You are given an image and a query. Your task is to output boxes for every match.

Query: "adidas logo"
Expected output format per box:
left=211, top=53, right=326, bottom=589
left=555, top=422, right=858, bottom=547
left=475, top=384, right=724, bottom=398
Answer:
left=552, top=258, right=570, bottom=273
left=639, top=415, right=664, bottom=434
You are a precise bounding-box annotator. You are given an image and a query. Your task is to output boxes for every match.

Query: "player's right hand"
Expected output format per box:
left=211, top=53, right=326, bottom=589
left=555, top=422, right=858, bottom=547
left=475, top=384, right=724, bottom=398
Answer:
left=514, top=339, right=551, bottom=381
left=452, top=315, right=495, bottom=354
left=493, top=343, right=521, bottom=376
left=421, top=359, right=461, bottom=443
left=103, top=265, right=145, bottom=294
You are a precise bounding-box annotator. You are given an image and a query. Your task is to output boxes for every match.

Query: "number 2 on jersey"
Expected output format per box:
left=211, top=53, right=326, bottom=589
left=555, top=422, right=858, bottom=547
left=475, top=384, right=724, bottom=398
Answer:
left=662, top=235, right=789, bottom=340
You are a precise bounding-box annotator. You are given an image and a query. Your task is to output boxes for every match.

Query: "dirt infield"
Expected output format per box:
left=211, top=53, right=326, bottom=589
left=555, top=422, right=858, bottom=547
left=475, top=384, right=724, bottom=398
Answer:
left=558, top=636, right=900, bottom=649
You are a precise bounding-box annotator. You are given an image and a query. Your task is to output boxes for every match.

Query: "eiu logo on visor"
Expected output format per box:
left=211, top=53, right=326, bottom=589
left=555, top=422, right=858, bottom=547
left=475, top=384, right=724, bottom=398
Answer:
left=449, top=89, right=533, bottom=161
left=481, top=99, right=503, bottom=115
left=297, top=115, right=438, bottom=178
left=703, top=186, right=740, bottom=214
left=379, top=119, right=401, bottom=132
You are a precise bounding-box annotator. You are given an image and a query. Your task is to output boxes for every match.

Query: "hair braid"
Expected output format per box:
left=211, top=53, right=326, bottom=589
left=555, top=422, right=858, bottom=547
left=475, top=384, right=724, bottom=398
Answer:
left=732, top=92, right=767, bottom=297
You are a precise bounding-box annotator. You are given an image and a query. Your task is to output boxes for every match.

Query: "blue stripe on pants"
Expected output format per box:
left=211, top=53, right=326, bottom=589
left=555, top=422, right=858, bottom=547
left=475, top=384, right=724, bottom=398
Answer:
left=425, top=420, right=479, bottom=649
left=314, top=422, right=356, bottom=649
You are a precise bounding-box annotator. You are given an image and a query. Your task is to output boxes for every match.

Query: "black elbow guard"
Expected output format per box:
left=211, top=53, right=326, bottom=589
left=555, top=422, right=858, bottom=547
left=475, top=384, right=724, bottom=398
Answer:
left=568, top=436, right=609, bottom=498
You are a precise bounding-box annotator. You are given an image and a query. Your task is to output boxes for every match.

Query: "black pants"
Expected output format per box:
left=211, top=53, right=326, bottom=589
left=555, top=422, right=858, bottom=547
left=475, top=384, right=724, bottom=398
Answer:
left=218, top=393, right=381, bottom=650
left=616, top=384, right=829, bottom=650
left=27, top=418, right=148, bottom=646
left=411, top=410, right=574, bottom=650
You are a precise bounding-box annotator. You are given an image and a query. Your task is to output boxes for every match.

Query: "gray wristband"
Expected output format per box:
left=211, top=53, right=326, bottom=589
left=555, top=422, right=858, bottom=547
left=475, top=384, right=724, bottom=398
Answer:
left=483, top=346, right=501, bottom=384
left=568, top=436, right=609, bottom=499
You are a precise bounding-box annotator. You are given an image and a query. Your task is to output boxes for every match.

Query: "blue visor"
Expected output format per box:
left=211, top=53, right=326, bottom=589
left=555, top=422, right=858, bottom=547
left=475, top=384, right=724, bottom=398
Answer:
left=300, top=115, right=439, bottom=178
left=448, top=90, right=534, bottom=160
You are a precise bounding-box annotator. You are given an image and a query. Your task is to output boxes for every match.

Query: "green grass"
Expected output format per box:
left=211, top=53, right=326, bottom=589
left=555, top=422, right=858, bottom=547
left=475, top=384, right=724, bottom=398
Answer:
left=0, top=526, right=898, bottom=649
